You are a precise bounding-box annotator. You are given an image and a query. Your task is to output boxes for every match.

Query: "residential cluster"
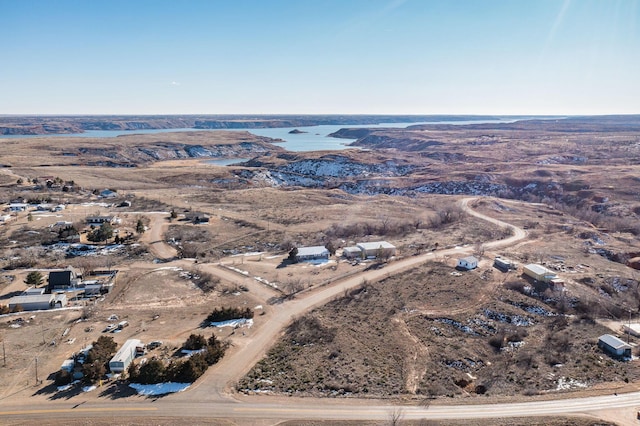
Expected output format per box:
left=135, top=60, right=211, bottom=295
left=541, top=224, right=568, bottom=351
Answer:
left=8, top=267, right=117, bottom=312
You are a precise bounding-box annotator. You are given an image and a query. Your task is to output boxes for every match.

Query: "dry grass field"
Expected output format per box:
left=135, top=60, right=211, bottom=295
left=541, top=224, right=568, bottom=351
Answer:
left=1, top=117, right=640, bottom=423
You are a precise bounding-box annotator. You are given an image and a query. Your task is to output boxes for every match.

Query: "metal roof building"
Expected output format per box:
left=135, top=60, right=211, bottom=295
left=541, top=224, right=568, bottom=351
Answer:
left=356, top=241, right=396, bottom=258
left=109, top=339, right=142, bottom=373
left=295, top=246, right=330, bottom=261
left=598, top=334, right=632, bottom=359
left=8, top=293, right=67, bottom=311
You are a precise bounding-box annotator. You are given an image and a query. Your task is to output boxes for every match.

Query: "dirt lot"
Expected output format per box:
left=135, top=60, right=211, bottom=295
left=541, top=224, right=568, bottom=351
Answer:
left=0, top=264, right=261, bottom=400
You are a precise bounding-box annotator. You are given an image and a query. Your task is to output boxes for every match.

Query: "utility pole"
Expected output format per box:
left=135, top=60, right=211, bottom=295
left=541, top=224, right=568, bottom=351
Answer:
left=628, top=309, right=632, bottom=344
left=2, top=341, right=5, bottom=367
left=35, top=357, right=39, bottom=384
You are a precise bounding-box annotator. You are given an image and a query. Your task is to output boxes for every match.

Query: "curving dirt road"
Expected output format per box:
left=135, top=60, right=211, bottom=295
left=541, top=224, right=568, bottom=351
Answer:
left=138, top=212, right=178, bottom=260
left=177, top=196, right=527, bottom=400
left=7, top=197, right=638, bottom=424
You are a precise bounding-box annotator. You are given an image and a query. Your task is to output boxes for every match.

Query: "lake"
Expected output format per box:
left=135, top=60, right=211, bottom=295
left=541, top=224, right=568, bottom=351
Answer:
left=0, top=118, right=527, bottom=152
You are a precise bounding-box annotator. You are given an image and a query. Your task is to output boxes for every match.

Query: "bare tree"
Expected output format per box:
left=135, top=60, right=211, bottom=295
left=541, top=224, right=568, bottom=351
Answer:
left=283, top=278, right=304, bottom=296
left=388, top=407, right=405, bottom=426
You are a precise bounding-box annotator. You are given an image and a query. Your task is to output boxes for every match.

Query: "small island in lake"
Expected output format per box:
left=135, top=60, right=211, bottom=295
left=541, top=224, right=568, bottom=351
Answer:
left=288, top=128, right=308, bottom=134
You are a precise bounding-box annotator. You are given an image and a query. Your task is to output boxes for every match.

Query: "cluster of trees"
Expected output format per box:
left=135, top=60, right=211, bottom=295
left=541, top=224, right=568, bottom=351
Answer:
left=82, top=335, right=118, bottom=383
left=24, top=271, right=44, bottom=286
left=87, top=223, right=114, bottom=243
left=324, top=219, right=418, bottom=240
left=56, top=225, right=79, bottom=241
left=56, top=336, right=117, bottom=385
left=206, top=307, right=254, bottom=323
left=128, top=334, right=227, bottom=384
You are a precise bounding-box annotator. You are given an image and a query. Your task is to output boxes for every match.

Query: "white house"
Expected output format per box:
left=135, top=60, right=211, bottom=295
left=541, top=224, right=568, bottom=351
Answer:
left=295, top=246, right=330, bottom=262
left=457, top=256, right=478, bottom=270
left=8, top=203, right=28, bottom=212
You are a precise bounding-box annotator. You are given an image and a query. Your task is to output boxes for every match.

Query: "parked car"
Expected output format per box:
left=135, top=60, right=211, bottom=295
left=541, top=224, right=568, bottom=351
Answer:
left=147, top=340, right=163, bottom=350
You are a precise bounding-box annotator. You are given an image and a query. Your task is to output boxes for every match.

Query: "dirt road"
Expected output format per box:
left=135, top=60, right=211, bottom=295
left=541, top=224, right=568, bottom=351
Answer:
left=15, top=197, right=640, bottom=425
left=177, top=196, right=529, bottom=400
left=138, top=212, right=178, bottom=260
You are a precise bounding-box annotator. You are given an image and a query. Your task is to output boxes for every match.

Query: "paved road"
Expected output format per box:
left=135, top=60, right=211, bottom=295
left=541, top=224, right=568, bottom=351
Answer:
left=4, top=197, right=637, bottom=424
left=0, top=391, right=639, bottom=423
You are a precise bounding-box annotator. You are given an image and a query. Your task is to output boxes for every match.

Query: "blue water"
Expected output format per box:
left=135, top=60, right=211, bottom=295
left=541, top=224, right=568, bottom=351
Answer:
left=0, top=118, right=532, bottom=152
left=229, top=120, right=519, bottom=151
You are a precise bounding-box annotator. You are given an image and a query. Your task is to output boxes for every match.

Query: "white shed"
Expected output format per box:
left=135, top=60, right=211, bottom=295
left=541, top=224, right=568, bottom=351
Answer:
left=457, top=256, right=478, bottom=270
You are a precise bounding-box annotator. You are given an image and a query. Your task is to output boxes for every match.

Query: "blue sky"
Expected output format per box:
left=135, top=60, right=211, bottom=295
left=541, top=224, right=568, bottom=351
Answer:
left=1, top=0, right=638, bottom=115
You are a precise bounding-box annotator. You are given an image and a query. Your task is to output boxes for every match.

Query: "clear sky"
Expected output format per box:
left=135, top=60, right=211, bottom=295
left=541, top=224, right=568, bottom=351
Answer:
left=1, top=0, right=638, bottom=115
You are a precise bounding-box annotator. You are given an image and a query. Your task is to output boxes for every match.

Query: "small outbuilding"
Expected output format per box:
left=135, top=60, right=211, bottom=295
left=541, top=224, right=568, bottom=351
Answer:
left=623, top=323, right=640, bottom=338
left=86, top=215, right=115, bottom=225
left=342, top=246, right=363, bottom=259
left=109, top=339, right=143, bottom=373
left=23, top=287, right=45, bottom=296
left=598, top=334, right=632, bottom=359
left=296, top=246, right=330, bottom=262
left=457, top=256, right=478, bottom=270
left=99, top=189, right=118, bottom=199
left=523, top=264, right=556, bottom=282
left=494, top=256, right=516, bottom=272
left=523, top=263, right=564, bottom=289
left=186, top=212, right=210, bottom=224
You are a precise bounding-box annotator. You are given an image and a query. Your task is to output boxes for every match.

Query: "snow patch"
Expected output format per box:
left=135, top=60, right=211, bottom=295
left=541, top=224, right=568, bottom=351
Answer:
left=129, top=382, right=191, bottom=395
left=211, top=318, right=253, bottom=328
left=556, top=377, right=588, bottom=391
